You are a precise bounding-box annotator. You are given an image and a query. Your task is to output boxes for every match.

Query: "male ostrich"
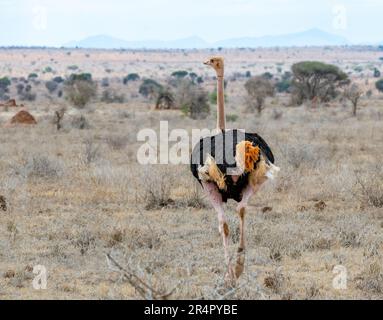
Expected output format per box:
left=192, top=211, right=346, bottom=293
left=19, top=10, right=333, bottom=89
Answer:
left=190, top=57, right=280, bottom=282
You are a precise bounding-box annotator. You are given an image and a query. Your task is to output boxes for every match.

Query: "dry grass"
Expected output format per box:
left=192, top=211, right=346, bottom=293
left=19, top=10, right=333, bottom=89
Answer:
left=0, top=47, right=383, bottom=300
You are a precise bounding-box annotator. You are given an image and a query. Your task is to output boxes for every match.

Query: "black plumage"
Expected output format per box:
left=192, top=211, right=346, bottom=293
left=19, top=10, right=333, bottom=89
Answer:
left=190, top=129, right=275, bottom=202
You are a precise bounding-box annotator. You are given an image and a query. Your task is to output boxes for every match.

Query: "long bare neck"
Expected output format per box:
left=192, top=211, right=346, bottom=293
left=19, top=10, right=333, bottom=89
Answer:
left=217, top=75, right=226, bottom=131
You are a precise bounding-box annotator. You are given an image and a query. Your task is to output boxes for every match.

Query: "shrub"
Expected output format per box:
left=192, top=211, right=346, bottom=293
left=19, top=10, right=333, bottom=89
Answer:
left=275, top=80, right=291, bottom=93
left=53, top=76, right=64, bottom=83
left=189, top=72, right=198, bottom=82
left=123, top=73, right=140, bottom=84
left=0, top=91, right=10, bottom=101
left=376, top=79, right=383, bottom=93
left=0, top=77, right=11, bottom=100
left=291, top=61, right=348, bottom=103
left=12, top=155, right=63, bottom=179
left=138, top=166, right=176, bottom=210
left=64, top=74, right=97, bottom=108
left=82, top=139, right=100, bottom=165
left=16, top=83, right=24, bottom=95
left=105, top=135, right=128, bottom=150
left=67, top=73, right=93, bottom=84
left=100, top=90, right=125, bottom=103
left=43, top=66, right=53, bottom=73
left=171, top=70, right=188, bottom=79
left=343, top=83, right=363, bottom=116
left=67, top=65, right=79, bottom=71
left=262, top=72, right=273, bottom=80
left=355, top=167, right=383, bottom=208
left=245, top=76, right=275, bottom=114
left=45, top=80, right=59, bottom=93
left=28, top=73, right=38, bottom=79
left=17, top=83, right=36, bottom=101
left=101, top=78, right=109, bottom=87
left=155, top=89, right=175, bottom=109
left=373, top=68, right=381, bottom=78
left=19, top=92, right=36, bottom=101
left=356, top=262, right=383, bottom=294
left=139, top=79, right=163, bottom=98
left=275, top=71, right=292, bottom=93
left=0, top=77, right=11, bottom=89
left=226, top=114, right=238, bottom=122
left=176, top=80, right=210, bottom=119
left=71, top=115, right=90, bottom=129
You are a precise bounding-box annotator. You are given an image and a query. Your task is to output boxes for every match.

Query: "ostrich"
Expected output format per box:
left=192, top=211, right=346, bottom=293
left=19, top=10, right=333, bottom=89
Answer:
left=190, top=57, right=280, bottom=282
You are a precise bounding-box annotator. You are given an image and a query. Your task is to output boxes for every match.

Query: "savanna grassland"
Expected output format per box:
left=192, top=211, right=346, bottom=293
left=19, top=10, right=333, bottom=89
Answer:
left=0, top=47, right=382, bottom=299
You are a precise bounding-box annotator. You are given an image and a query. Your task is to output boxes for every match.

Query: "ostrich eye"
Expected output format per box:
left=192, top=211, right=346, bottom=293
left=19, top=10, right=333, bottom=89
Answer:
left=210, top=59, right=214, bottom=63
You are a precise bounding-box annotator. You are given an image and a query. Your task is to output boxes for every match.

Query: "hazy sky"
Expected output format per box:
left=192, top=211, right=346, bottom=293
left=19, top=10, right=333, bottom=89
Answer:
left=0, top=0, right=382, bottom=46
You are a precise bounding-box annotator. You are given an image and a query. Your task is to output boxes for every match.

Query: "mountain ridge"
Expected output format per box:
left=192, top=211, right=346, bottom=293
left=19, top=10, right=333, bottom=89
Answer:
left=64, top=29, right=350, bottom=49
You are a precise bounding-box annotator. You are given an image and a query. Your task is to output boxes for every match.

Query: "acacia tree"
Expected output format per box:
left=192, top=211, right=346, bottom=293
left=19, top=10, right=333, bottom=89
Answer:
left=244, top=76, right=274, bottom=114
left=291, top=61, right=348, bottom=104
left=344, top=83, right=363, bottom=116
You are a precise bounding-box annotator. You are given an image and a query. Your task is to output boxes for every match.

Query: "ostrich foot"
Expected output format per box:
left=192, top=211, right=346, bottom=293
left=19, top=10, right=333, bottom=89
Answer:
left=234, top=248, right=245, bottom=279
left=224, top=264, right=237, bottom=287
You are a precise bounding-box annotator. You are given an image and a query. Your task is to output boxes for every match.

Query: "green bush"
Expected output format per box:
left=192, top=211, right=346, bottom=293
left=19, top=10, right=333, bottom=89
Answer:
left=171, top=70, right=188, bottom=79
left=262, top=72, right=273, bottom=80
left=376, top=79, right=383, bottom=92
left=53, top=76, right=64, bottom=83
left=45, top=80, right=58, bottom=93
left=67, top=73, right=92, bottom=84
left=123, top=73, right=140, bottom=84
left=0, top=77, right=11, bottom=89
left=276, top=71, right=293, bottom=93
left=275, top=80, right=291, bottom=93
left=44, top=66, right=54, bottom=73
left=28, top=73, right=38, bottom=79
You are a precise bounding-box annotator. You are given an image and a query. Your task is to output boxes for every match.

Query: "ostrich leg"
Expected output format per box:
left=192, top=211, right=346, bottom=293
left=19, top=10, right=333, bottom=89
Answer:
left=202, top=181, right=234, bottom=280
left=234, top=184, right=254, bottom=279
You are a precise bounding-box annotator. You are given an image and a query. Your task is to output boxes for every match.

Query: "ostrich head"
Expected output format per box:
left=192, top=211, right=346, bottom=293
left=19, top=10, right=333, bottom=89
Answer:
left=204, top=56, right=224, bottom=77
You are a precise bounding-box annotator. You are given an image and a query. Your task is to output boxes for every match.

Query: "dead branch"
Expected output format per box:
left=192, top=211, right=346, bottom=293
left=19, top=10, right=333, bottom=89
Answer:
left=105, top=253, right=177, bottom=300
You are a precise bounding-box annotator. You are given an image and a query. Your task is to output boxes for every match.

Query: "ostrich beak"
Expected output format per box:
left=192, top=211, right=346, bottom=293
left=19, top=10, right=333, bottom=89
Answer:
left=203, top=60, right=210, bottom=66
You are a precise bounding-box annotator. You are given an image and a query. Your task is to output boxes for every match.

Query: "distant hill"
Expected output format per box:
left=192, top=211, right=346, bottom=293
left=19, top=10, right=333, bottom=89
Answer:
left=64, top=35, right=209, bottom=49
left=64, top=29, right=350, bottom=49
left=215, top=29, right=349, bottom=48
